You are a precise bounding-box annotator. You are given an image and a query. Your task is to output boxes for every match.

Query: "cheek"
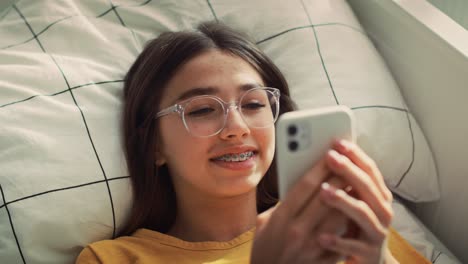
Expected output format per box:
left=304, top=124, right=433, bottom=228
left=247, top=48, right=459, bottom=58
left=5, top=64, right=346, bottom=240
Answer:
left=159, top=118, right=208, bottom=167
left=159, top=118, right=190, bottom=161
left=258, top=128, right=276, bottom=165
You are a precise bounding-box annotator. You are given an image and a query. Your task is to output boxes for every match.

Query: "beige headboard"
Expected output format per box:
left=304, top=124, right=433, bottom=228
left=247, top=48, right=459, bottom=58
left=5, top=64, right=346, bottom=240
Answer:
left=347, top=0, right=468, bottom=262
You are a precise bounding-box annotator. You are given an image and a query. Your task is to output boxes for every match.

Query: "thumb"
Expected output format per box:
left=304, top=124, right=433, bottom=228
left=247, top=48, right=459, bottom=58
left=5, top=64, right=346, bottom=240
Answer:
left=256, top=205, right=277, bottom=232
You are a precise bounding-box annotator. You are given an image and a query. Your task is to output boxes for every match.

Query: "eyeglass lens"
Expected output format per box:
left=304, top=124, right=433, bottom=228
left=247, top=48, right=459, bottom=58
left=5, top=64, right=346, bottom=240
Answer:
left=183, top=88, right=278, bottom=137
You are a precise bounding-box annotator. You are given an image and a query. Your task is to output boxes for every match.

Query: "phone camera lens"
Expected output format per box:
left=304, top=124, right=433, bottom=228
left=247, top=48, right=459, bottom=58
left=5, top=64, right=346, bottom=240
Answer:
left=288, top=125, right=297, bottom=136
left=288, top=141, right=298, bottom=152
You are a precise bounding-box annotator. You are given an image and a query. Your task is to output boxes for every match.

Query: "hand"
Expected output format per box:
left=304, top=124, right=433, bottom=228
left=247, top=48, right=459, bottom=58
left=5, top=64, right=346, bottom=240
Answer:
left=317, top=140, right=396, bottom=264
left=251, top=156, right=350, bottom=264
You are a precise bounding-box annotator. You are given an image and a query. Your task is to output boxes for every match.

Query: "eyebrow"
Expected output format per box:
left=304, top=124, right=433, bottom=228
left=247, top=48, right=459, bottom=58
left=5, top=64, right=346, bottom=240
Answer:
left=175, top=83, right=263, bottom=102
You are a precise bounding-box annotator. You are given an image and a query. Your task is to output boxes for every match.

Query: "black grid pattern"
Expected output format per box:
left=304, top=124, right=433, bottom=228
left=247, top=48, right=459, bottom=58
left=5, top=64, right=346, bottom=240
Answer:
left=13, top=2, right=118, bottom=239
left=300, top=0, right=338, bottom=105
left=0, top=1, right=429, bottom=263
left=0, top=183, right=25, bottom=263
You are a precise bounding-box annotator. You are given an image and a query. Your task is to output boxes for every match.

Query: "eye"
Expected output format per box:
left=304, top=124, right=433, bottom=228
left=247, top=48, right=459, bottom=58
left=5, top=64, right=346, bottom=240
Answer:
left=242, top=101, right=266, bottom=110
left=187, top=107, right=216, bottom=117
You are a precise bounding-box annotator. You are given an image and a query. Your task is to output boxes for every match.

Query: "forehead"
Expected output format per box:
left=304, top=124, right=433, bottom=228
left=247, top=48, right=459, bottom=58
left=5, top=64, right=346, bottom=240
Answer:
left=162, top=50, right=264, bottom=103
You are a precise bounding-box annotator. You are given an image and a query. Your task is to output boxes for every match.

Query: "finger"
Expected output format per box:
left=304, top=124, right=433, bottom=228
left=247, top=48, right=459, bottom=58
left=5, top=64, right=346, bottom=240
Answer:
left=334, top=139, right=393, bottom=202
left=320, top=182, right=389, bottom=243
left=326, top=150, right=393, bottom=226
left=317, top=233, right=371, bottom=258
left=294, top=235, right=340, bottom=264
left=295, top=238, right=324, bottom=263
left=279, top=157, right=330, bottom=218
left=277, top=225, right=327, bottom=264
left=292, top=174, right=349, bottom=239
left=256, top=205, right=276, bottom=233
left=279, top=175, right=348, bottom=260
left=295, top=247, right=342, bottom=264
left=315, top=208, right=348, bottom=238
left=316, top=251, right=346, bottom=264
left=277, top=229, right=303, bottom=263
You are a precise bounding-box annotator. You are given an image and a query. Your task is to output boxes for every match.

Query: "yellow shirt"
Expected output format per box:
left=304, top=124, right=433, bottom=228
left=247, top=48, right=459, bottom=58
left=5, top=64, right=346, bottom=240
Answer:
left=76, top=228, right=253, bottom=264
left=76, top=227, right=430, bottom=263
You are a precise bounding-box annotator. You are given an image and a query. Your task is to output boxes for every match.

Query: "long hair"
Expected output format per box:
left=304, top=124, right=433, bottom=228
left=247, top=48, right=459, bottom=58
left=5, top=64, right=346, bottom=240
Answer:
left=120, top=21, right=296, bottom=236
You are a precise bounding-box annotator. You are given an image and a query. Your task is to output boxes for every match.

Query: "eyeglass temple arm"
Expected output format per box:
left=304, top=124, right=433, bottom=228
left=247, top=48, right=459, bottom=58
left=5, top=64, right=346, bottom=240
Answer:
left=156, top=104, right=180, bottom=118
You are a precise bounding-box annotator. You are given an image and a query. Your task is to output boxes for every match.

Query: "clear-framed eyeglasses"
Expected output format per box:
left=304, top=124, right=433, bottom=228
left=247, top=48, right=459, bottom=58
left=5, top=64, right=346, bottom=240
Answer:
left=156, top=87, right=281, bottom=137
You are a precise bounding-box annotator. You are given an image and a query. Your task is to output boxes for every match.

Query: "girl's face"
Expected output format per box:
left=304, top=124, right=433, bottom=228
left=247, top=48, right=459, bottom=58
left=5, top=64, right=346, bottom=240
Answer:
left=157, top=50, right=275, bottom=200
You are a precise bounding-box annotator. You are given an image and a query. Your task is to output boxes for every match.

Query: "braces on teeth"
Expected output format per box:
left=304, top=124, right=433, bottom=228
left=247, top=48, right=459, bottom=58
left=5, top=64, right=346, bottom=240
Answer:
left=216, top=152, right=254, bottom=162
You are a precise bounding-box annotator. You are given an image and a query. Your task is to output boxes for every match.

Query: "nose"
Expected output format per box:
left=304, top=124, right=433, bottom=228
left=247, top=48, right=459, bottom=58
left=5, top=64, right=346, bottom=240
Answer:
left=219, top=106, right=250, bottom=139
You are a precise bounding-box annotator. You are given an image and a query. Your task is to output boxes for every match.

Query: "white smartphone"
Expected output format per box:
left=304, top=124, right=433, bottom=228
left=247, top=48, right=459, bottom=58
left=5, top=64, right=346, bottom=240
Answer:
left=276, top=105, right=356, bottom=199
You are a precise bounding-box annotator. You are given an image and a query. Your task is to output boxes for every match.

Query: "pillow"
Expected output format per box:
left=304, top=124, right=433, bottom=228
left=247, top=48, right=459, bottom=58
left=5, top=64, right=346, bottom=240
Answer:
left=0, top=0, right=439, bottom=263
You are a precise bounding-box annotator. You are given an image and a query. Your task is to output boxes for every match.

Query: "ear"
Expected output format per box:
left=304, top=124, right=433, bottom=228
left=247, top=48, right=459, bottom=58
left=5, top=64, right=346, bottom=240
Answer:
left=155, top=138, right=167, bottom=167
left=156, top=158, right=166, bottom=166
left=155, top=148, right=166, bottom=167
left=154, top=132, right=167, bottom=166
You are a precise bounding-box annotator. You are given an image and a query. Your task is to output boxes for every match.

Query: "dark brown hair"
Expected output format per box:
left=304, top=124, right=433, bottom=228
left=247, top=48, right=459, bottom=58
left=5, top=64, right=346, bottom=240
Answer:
left=120, top=21, right=296, bottom=236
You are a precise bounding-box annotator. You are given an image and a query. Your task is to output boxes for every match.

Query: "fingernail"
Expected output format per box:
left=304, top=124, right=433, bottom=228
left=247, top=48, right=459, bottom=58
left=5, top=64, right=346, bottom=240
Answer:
left=321, top=182, right=337, bottom=194
left=321, top=182, right=338, bottom=200
left=335, top=189, right=346, bottom=198
left=328, top=150, right=343, bottom=162
left=321, top=182, right=330, bottom=190
left=337, top=139, right=352, bottom=151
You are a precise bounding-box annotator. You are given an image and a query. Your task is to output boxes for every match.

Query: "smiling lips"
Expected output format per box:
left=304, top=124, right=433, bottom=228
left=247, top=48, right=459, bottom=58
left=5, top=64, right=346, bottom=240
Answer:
left=210, top=147, right=258, bottom=170
left=213, top=151, right=255, bottom=162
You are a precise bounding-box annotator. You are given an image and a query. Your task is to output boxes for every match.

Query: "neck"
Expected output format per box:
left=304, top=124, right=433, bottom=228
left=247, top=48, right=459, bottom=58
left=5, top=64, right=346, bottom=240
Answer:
left=167, top=190, right=257, bottom=242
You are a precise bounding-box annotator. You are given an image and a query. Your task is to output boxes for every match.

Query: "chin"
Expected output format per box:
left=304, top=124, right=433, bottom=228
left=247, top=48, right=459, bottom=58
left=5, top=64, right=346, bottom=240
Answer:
left=220, top=172, right=263, bottom=197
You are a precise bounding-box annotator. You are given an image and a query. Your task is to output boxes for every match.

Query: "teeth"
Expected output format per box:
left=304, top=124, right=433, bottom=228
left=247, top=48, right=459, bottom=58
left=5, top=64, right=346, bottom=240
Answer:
left=215, top=151, right=254, bottom=162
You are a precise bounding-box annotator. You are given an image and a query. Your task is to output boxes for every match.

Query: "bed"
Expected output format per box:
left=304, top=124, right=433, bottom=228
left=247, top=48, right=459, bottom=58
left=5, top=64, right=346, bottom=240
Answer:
left=0, top=0, right=466, bottom=263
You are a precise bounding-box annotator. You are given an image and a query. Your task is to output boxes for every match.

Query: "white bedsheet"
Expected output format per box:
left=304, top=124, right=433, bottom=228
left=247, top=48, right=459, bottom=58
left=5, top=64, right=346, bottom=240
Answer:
left=392, top=198, right=461, bottom=263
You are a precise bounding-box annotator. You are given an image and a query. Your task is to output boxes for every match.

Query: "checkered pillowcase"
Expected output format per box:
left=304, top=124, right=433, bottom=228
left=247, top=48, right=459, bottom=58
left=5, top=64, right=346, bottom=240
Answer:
left=0, top=0, right=438, bottom=263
